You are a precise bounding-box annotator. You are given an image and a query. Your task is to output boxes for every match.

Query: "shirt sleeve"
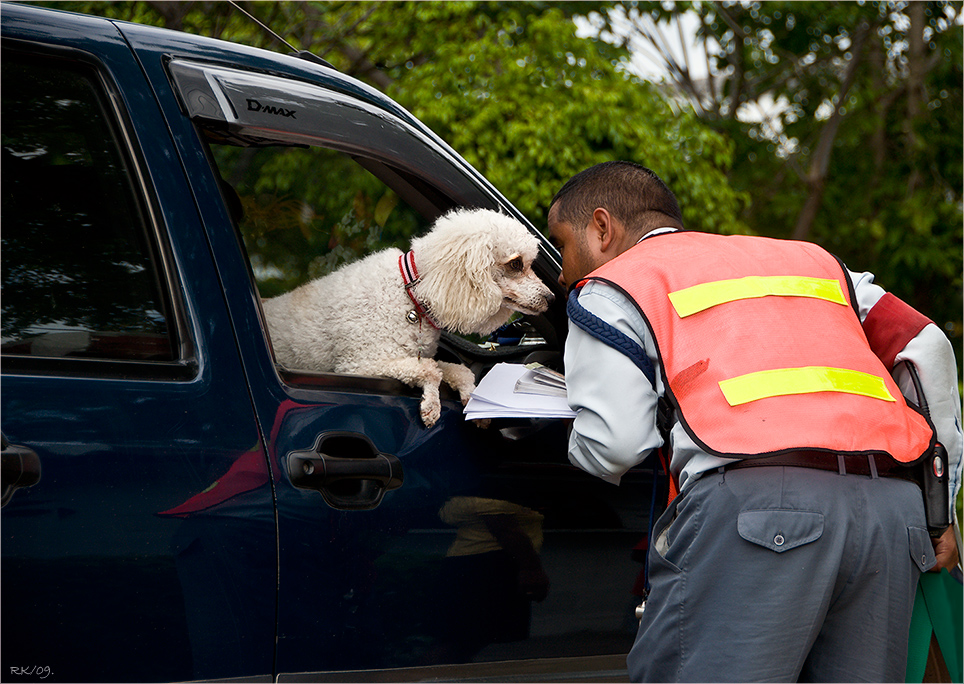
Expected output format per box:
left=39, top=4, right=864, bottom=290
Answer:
left=563, top=281, right=663, bottom=484
left=850, top=270, right=963, bottom=516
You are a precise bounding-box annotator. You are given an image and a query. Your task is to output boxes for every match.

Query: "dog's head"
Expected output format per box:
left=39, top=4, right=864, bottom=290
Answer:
left=411, top=208, right=555, bottom=335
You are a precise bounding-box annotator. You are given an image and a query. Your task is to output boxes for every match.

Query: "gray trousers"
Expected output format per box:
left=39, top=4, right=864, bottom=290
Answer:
left=627, top=465, right=935, bottom=682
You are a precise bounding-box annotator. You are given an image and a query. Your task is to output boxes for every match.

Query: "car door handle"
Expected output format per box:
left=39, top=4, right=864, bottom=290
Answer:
left=1, top=434, right=41, bottom=507
left=286, top=431, right=403, bottom=511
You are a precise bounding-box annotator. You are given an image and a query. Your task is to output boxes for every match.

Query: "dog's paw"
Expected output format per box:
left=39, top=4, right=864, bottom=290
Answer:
left=455, top=374, right=476, bottom=405
left=420, top=397, right=441, bottom=427
left=440, top=364, right=476, bottom=406
left=472, top=418, right=491, bottom=429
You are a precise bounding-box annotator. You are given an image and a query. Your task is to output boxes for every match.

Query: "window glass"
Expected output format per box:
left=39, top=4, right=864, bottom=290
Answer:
left=1, top=54, right=175, bottom=362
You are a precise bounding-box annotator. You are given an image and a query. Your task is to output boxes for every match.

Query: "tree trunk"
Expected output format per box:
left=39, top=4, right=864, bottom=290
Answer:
left=791, top=21, right=871, bottom=241
left=904, top=1, right=926, bottom=196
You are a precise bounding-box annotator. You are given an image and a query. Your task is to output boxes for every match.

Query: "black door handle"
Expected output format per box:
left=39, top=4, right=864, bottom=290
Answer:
left=2, top=434, right=41, bottom=507
left=287, top=431, right=403, bottom=510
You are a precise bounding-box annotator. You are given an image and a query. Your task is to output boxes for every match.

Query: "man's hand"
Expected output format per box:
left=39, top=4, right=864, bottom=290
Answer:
left=930, top=525, right=960, bottom=571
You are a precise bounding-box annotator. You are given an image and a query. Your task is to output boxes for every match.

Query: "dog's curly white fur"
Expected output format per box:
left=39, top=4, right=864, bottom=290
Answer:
left=262, top=208, right=554, bottom=426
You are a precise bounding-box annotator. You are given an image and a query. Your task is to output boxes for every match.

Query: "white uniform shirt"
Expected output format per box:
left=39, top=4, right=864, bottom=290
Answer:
left=564, top=231, right=963, bottom=517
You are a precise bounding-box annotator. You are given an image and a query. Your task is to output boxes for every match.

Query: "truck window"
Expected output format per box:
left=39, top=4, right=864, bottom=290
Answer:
left=172, top=59, right=556, bottom=379
left=208, top=141, right=553, bottom=376
left=1, top=53, right=177, bottom=366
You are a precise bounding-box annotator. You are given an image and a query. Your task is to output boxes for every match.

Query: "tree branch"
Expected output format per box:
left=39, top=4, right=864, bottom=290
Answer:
left=791, top=20, right=872, bottom=240
left=300, top=4, right=395, bottom=90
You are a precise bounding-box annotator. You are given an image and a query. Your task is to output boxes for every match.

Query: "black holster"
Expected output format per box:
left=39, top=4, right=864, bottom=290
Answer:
left=918, top=442, right=950, bottom=538
left=900, top=361, right=951, bottom=538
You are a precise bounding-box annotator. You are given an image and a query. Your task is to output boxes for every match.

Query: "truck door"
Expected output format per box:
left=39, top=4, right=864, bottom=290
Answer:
left=0, top=10, right=277, bottom=682
left=138, top=43, right=655, bottom=682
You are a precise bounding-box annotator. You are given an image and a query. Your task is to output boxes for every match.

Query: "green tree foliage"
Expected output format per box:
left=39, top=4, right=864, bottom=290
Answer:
left=591, top=0, right=962, bottom=354
left=214, top=144, right=422, bottom=297
left=361, top=2, right=746, bottom=234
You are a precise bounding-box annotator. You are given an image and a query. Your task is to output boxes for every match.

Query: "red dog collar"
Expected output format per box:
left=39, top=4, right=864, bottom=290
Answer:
left=399, top=250, right=440, bottom=330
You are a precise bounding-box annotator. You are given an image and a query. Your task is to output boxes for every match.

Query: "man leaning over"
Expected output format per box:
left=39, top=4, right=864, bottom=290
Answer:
left=547, top=160, right=962, bottom=682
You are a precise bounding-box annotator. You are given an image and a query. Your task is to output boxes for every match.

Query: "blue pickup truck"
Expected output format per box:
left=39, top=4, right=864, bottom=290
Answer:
left=1, top=4, right=658, bottom=682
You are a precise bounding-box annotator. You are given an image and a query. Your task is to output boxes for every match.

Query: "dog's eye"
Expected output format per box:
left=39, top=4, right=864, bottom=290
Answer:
left=508, top=257, right=524, bottom=272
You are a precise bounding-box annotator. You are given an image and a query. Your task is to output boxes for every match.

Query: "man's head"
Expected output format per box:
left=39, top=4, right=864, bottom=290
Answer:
left=547, top=161, right=683, bottom=287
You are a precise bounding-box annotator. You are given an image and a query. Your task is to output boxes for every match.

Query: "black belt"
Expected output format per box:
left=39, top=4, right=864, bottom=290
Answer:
left=724, top=450, right=919, bottom=482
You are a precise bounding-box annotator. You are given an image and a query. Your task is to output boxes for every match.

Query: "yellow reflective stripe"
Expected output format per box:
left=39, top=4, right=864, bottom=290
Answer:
left=719, top=366, right=896, bottom=406
left=668, top=276, right=847, bottom=318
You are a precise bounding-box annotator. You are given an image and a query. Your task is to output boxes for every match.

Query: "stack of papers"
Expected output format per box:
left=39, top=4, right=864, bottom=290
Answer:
left=514, top=364, right=567, bottom=397
left=464, top=363, right=576, bottom=420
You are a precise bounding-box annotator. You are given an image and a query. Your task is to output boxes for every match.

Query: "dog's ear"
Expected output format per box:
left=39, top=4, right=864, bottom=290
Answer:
left=413, top=210, right=506, bottom=334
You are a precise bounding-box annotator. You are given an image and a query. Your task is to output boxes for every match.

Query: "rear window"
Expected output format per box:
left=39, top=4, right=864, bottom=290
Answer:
left=1, top=52, right=176, bottom=364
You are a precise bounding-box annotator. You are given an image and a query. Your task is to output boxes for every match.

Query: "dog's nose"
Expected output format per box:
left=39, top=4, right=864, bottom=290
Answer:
left=544, top=290, right=555, bottom=305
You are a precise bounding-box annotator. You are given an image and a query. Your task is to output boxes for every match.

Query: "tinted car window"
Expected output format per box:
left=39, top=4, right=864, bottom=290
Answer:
left=1, top=53, right=175, bottom=363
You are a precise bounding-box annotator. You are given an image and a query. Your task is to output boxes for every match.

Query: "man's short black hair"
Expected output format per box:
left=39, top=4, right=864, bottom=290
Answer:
left=550, top=161, right=683, bottom=236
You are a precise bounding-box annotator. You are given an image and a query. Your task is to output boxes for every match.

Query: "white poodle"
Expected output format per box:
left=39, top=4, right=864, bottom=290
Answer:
left=262, top=208, right=555, bottom=426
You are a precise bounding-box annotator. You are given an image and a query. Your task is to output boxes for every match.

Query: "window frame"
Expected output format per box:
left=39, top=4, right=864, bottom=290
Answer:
left=202, top=139, right=562, bottom=395
left=0, top=41, right=196, bottom=382
left=175, top=59, right=563, bottom=393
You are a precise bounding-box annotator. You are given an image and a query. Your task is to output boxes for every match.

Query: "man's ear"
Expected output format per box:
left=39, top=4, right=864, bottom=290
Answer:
left=590, top=207, right=620, bottom=254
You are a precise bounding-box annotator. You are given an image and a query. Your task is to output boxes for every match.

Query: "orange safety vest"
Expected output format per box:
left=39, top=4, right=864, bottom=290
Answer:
left=579, top=231, right=934, bottom=464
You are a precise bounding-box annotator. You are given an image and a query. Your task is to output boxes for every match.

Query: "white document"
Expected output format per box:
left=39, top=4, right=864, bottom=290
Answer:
left=514, top=365, right=567, bottom=397
left=464, top=363, right=576, bottom=420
